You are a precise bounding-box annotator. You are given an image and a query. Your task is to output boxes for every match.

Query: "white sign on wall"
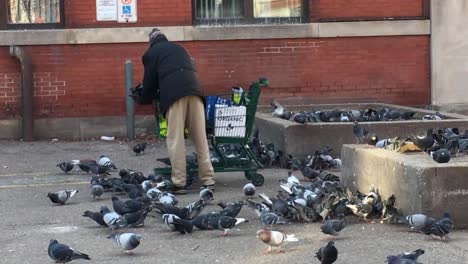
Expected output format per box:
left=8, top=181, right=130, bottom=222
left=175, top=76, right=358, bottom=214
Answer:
left=117, top=0, right=137, bottom=23
left=96, top=0, right=117, bottom=21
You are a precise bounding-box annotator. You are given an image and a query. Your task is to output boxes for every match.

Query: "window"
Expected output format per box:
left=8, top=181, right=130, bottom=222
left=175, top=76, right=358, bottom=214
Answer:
left=0, top=0, right=65, bottom=30
left=194, top=0, right=308, bottom=25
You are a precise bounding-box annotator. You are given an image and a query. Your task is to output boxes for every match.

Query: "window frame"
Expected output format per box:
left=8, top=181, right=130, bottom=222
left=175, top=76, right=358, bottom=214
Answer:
left=192, top=0, right=309, bottom=26
left=0, top=0, right=65, bottom=30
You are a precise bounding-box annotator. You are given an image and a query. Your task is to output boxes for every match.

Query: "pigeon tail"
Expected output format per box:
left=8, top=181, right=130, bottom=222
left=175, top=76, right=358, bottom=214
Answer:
left=284, top=234, right=299, bottom=242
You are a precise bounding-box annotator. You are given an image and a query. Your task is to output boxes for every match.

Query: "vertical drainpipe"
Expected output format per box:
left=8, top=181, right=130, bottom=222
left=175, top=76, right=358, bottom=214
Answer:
left=10, top=45, right=34, bottom=141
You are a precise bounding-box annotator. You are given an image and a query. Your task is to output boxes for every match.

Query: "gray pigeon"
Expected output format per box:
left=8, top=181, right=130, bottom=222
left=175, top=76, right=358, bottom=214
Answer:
left=396, top=249, right=425, bottom=261
left=101, top=205, right=127, bottom=230
left=422, top=212, right=454, bottom=241
left=321, top=218, right=346, bottom=237
left=109, top=233, right=143, bottom=253
left=47, top=189, right=78, bottom=205
left=243, top=183, right=256, bottom=196
left=405, top=214, right=436, bottom=231
left=48, top=239, right=90, bottom=263
left=57, top=161, right=74, bottom=174
left=91, top=185, right=103, bottom=199
left=199, top=188, right=214, bottom=203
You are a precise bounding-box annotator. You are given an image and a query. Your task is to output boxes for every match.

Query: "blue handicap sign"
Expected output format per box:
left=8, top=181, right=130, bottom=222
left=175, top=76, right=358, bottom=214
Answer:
left=122, top=5, right=131, bottom=15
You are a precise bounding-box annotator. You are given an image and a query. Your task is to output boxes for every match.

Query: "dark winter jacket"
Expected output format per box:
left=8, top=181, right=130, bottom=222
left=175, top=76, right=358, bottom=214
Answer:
left=139, top=36, right=203, bottom=116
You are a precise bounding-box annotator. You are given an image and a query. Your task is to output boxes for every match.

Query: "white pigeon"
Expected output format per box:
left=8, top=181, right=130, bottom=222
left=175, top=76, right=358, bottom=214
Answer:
left=256, top=229, right=299, bottom=254
left=109, top=233, right=143, bottom=253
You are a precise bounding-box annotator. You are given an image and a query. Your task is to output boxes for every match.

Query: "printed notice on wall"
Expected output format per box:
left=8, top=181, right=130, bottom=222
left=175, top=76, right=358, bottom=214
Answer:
left=96, top=0, right=117, bottom=21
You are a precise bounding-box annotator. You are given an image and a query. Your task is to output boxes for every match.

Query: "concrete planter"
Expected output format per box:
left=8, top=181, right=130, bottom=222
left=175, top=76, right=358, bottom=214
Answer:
left=255, top=103, right=468, bottom=158
left=341, top=144, right=468, bottom=228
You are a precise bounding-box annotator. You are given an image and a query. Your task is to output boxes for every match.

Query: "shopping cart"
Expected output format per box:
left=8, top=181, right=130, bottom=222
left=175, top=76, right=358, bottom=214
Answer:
left=153, top=77, right=269, bottom=186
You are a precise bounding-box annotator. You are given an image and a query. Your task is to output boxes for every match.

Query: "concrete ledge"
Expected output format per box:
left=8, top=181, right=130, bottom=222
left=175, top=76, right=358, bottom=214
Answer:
left=0, top=115, right=155, bottom=140
left=255, top=103, right=468, bottom=158
left=0, top=20, right=430, bottom=46
left=341, top=144, right=468, bottom=228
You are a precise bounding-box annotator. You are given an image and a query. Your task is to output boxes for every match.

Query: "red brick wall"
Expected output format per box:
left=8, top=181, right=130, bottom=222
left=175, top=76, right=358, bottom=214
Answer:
left=0, top=36, right=430, bottom=119
left=65, top=0, right=192, bottom=28
left=63, top=0, right=426, bottom=28
left=310, top=0, right=425, bottom=21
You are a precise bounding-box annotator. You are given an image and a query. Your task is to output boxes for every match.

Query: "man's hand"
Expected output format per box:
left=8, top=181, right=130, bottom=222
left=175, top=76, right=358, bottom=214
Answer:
left=129, top=84, right=143, bottom=101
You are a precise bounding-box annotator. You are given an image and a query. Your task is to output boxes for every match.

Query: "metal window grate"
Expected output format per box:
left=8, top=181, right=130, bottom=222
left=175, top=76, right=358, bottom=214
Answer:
left=8, top=0, right=61, bottom=24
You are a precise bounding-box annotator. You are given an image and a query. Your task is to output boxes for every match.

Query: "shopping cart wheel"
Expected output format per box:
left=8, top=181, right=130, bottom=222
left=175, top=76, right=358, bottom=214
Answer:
left=251, top=173, right=264, bottom=187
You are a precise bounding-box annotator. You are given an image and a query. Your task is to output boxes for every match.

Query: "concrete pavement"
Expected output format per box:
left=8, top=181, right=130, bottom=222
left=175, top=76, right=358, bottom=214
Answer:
left=1, top=140, right=468, bottom=263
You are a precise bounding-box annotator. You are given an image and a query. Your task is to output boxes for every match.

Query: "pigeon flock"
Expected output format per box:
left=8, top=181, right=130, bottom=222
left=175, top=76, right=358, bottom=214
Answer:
left=48, top=138, right=456, bottom=264
left=354, top=122, right=468, bottom=163
left=271, top=101, right=443, bottom=124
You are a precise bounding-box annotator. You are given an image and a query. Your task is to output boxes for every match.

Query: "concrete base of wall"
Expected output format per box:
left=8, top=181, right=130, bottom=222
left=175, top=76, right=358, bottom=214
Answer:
left=0, top=115, right=156, bottom=140
left=255, top=103, right=468, bottom=158
left=341, top=144, right=468, bottom=228
left=432, top=103, right=468, bottom=116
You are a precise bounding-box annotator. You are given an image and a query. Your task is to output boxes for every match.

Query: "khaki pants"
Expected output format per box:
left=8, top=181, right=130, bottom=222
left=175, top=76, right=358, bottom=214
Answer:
left=166, top=96, right=215, bottom=188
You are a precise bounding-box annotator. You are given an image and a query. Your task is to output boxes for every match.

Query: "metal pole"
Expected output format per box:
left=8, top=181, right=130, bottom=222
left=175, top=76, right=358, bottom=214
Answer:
left=125, top=60, right=135, bottom=140
left=10, top=45, right=34, bottom=141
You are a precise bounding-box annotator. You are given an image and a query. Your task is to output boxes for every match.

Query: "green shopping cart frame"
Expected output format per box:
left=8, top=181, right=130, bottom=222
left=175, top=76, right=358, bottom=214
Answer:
left=153, top=77, right=269, bottom=186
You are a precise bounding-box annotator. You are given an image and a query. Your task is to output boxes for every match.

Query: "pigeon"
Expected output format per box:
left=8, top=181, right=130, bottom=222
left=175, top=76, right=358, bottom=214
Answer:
left=353, top=121, right=368, bottom=143
left=88, top=164, right=111, bottom=175
left=218, top=201, right=244, bottom=218
left=316, top=241, right=338, bottom=264
left=112, top=195, right=147, bottom=215
left=191, top=212, right=220, bottom=230
left=159, top=192, right=178, bottom=205
left=401, top=111, right=416, bottom=120
left=243, top=183, right=256, bottom=196
left=123, top=207, right=152, bottom=227
left=405, top=214, right=436, bottom=231
left=101, top=205, right=127, bottom=230
left=199, top=188, right=214, bottom=204
left=82, top=210, right=106, bottom=226
left=209, top=216, right=249, bottom=236
left=172, top=217, right=194, bottom=234
left=76, top=159, right=98, bottom=173
left=109, top=233, right=143, bottom=253
left=132, top=142, right=147, bottom=155
left=410, top=129, right=434, bottom=151
left=154, top=199, right=206, bottom=220
left=422, top=112, right=442, bottom=120
left=271, top=100, right=285, bottom=118
left=57, top=161, right=74, bottom=174
left=392, top=249, right=425, bottom=261
left=48, top=239, right=90, bottom=263
left=162, top=213, right=180, bottom=231
left=423, top=212, right=454, bottom=241
left=98, top=155, right=117, bottom=170
left=47, top=189, right=78, bottom=205
left=91, top=185, right=104, bottom=199
left=321, top=218, right=346, bottom=237
left=431, top=149, right=451, bottom=163
left=256, top=229, right=298, bottom=254
left=386, top=256, right=419, bottom=264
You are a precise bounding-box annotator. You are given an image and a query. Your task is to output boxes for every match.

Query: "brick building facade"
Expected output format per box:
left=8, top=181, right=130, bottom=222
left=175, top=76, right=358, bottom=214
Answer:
left=0, top=0, right=431, bottom=138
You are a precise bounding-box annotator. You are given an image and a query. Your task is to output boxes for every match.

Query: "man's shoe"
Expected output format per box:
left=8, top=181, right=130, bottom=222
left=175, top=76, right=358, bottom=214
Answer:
left=173, top=186, right=187, bottom=195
